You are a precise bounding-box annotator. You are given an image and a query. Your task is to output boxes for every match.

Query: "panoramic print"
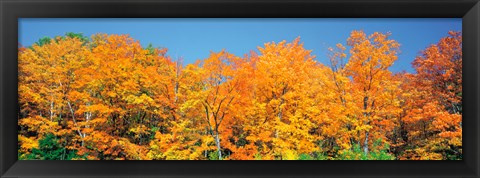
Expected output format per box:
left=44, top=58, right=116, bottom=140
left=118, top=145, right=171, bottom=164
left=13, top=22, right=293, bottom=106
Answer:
left=18, top=19, right=462, bottom=160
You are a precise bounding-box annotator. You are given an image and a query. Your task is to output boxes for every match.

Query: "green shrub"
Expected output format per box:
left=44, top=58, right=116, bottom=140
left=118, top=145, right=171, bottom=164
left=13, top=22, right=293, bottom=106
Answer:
left=26, top=133, right=83, bottom=160
left=338, top=139, right=395, bottom=160
left=208, top=151, right=220, bottom=160
left=298, top=153, right=314, bottom=160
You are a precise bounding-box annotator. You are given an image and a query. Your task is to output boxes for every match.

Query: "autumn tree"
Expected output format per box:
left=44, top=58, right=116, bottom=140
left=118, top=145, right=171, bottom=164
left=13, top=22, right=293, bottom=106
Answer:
left=343, top=31, right=402, bottom=155
left=182, top=51, right=243, bottom=160
left=241, top=38, right=336, bottom=159
left=19, top=33, right=92, bottom=157
left=399, top=31, right=462, bottom=160
left=324, top=43, right=356, bottom=154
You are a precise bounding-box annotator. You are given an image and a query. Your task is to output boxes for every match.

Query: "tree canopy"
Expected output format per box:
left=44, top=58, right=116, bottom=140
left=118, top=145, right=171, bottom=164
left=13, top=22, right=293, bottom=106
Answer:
left=18, top=31, right=462, bottom=160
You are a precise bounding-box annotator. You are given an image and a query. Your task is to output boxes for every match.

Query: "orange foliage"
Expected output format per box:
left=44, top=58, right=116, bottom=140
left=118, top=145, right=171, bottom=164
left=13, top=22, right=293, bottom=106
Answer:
left=18, top=31, right=462, bottom=160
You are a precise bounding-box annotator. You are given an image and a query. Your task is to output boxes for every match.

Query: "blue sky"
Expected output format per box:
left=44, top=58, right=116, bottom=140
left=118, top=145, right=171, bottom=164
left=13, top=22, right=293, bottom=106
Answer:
left=19, top=18, right=461, bottom=73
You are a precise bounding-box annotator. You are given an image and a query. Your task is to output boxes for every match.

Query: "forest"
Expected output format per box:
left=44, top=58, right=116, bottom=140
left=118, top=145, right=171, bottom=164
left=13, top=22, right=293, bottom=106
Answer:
left=18, top=30, right=462, bottom=160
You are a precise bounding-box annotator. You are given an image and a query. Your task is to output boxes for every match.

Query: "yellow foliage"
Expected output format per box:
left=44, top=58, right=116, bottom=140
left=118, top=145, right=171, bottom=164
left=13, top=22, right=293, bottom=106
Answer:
left=17, top=31, right=462, bottom=160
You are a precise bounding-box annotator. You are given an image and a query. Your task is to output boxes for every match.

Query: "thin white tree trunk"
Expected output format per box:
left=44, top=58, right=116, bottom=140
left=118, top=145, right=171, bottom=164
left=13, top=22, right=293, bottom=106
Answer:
left=215, top=132, right=222, bottom=160
left=50, top=101, right=54, bottom=121
left=58, top=80, right=85, bottom=146
left=67, top=101, right=85, bottom=146
left=364, top=131, right=369, bottom=155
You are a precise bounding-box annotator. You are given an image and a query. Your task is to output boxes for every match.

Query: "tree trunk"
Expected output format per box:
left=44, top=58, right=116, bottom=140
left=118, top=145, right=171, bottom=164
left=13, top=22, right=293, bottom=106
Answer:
left=50, top=101, right=54, bottom=121
left=215, top=132, right=222, bottom=160
left=363, top=95, right=369, bottom=155
left=363, top=131, right=369, bottom=155
left=67, top=101, right=84, bottom=147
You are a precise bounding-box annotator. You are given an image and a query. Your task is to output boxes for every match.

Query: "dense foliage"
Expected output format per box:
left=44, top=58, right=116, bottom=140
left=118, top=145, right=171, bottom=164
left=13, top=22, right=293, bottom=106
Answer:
left=18, top=31, right=462, bottom=160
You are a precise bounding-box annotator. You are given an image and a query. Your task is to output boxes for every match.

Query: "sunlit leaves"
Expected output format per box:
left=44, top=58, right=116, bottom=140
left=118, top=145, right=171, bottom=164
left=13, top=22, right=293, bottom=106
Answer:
left=397, top=31, right=462, bottom=160
left=18, top=31, right=462, bottom=160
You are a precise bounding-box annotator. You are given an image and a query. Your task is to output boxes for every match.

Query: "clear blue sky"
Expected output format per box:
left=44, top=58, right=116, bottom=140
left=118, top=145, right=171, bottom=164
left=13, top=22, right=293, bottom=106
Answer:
left=19, top=18, right=461, bottom=73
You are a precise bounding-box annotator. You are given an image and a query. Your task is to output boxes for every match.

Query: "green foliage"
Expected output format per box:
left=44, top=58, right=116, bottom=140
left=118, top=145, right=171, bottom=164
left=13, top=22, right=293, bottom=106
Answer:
left=298, top=153, right=314, bottom=160
left=440, top=144, right=462, bottom=160
left=33, top=33, right=88, bottom=48
left=146, top=43, right=156, bottom=55
left=314, top=152, right=329, bottom=160
left=339, top=144, right=366, bottom=160
left=149, top=127, right=160, bottom=140
left=34, top=37, right=52, bottom=46
left=369, top=149, right=396, bottom=160
left=208, top=151, right=220, bottom=160
left=65, top=32, right=89, bottom=43
left=26, top=133, right=83, bottom=160
left=446, top=150, right=462, bottom=160
left=338, top=139, right=395, bottom=160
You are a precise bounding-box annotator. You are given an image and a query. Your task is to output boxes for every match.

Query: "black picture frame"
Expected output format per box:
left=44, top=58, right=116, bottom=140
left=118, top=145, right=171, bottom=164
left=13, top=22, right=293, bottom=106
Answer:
left=1, top=0, right=479, bottom=177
